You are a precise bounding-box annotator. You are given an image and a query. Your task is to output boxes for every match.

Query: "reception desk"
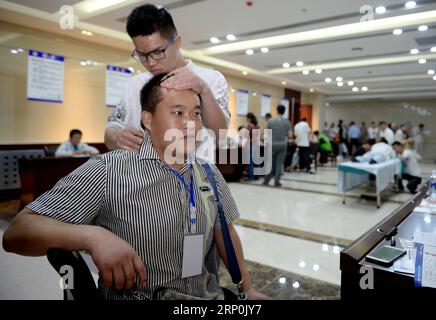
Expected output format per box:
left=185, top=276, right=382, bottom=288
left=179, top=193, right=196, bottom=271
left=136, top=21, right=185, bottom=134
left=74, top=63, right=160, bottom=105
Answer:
left=18, top=148, right=245, bottom=209
left=340, top=185, right=436, bottom=299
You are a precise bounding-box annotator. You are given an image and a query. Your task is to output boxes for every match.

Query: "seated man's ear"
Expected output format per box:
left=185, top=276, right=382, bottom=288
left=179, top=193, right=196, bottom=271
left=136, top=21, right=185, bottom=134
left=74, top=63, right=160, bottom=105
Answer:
left=141, top=111, right=153, bottom=132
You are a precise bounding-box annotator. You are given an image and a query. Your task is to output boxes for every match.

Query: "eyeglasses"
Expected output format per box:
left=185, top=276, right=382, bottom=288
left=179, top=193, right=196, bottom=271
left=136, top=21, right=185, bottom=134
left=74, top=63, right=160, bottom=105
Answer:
left=131, top=36, right=175, bottom=63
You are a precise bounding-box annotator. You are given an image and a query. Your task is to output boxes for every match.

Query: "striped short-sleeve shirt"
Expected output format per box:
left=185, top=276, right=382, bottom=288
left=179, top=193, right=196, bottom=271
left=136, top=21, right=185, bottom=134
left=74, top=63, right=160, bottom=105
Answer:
left=27, top=133, right=240, bottom=300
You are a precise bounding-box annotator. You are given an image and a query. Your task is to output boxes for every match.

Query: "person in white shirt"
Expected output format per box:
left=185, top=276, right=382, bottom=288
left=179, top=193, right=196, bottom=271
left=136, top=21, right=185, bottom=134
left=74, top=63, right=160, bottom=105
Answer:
left=367, top=121, right=378, bottom=141
left=378, top=121, right=395, bottom=145
left=55, top=129, right=99, bottom=158
left=392, top=141, right=422, bottom=193
left=395, top=123, right=413, bottom=145
left=105, top=4, right=230, bottom=151
left=294, top=118, right=312, bottom=173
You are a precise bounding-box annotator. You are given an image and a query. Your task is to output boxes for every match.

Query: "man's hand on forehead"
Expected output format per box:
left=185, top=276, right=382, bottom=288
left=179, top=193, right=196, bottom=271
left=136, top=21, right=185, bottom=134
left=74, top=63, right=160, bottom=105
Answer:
left=160, top=66, right=206, bottom=95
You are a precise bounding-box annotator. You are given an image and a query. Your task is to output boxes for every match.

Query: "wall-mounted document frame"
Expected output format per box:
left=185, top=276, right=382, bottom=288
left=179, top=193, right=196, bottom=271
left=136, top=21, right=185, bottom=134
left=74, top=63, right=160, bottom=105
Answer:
left=27, top=49, right=65, bottom=103
left=106, top=65, right=132, bottom=107
left=236, top=89, right=249, bottom=116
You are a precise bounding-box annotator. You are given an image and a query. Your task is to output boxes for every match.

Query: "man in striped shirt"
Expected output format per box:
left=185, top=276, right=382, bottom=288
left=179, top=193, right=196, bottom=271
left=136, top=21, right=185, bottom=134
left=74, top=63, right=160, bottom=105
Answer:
left=3, top=74, right=267, bottom=300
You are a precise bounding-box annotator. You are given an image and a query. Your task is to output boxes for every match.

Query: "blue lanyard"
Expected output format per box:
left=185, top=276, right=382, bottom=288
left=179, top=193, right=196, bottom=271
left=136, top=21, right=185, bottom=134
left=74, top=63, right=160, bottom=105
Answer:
left=164, top=163, right=197, bottom=230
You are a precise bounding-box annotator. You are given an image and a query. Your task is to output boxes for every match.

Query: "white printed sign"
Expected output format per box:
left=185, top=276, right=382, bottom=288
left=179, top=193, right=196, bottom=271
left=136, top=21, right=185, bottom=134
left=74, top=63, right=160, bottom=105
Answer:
left=106, top=65, right=132, bottom=107
left=27, top=50, right=64, bottom=103
left=261, top=94, right=271, bottom=117
left=236, top=89, right=249, bottom=116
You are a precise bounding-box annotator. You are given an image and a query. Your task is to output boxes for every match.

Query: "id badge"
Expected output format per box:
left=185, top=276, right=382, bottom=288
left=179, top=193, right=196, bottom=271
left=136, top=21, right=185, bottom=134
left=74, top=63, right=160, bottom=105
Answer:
left=181, top=234, right=204, bottom=278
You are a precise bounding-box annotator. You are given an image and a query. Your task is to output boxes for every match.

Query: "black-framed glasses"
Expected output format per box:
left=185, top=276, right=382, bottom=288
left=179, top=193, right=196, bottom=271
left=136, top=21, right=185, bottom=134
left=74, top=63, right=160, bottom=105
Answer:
left=131, top=36, right=175, bottom=63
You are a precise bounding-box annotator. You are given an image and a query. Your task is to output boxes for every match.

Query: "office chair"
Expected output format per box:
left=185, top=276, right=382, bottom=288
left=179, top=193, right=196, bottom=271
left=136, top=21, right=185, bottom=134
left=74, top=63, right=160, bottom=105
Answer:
left=47, top=248, right=238, bottom=300
left=46, top=248, right=101, bottom=300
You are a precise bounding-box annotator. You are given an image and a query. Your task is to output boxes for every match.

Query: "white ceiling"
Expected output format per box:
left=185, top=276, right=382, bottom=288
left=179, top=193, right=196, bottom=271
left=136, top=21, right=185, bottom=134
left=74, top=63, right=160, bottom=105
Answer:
left=2, top=0, right=436, bottom=100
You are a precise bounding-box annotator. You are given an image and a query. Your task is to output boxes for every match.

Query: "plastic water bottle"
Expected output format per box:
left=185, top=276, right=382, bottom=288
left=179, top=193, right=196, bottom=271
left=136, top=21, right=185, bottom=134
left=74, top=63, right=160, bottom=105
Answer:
left=428, top=170, right=436, bottom=203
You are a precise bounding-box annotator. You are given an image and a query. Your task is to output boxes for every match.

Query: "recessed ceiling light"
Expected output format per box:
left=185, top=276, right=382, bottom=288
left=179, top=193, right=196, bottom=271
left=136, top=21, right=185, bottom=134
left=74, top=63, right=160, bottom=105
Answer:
left=282, top=62, right=290, bottom=68
left=10, top=49, right=18, bottom=54
left=433, top=75, right=436, bottom=80
left=245, top=49, right=254, bottom=55
left=81, top=30, right=92, bottom=36
left=296, top=61, right=304, bottom=67
left=260, top=47, right=269, bottom=53
left=93, top=61, right=99, bottom=66
left=252, top=92, right=257, bottom=96
left=393, top=29, right=403, bottom=35
left=375, top=6, right=386, bottom=14
left=418, top=25, right=428, bottom=32
left=362, top=86, right=368, bottom=91
left=336, top=77, right=343, bottom=82
left=242, top=71, right=248, bottom=75
left=309, top=88, right=314, bottom=92
left=347, top=81, right=354, bottom=86
left=428, top=70, right=435, bottom=75
left=315, top=69, right=322, bottom=74
left=352, top=87, right=359, bottom=92
left=292, top=281, right=300, bottom=289
left=80, top=61, right=87, bottom=66
left=410, top=48, right=419, bottom=54
left=418, top=59, right=427, bottom=64
left=431, top=47, right=436, bottom=52
left=302, top=70, right=309, bottom=75
left=325, top=77, right=332, bottom=83
left=279, top=277, right=286, bottom=284
left=210, top=37, right=220, bottom=44
left=337, top=82, right=344, bottom=87
left=17, top=48, right=24, bottom=52
left=313, top=264, right=320, bottom=271
left=281, top=81, right=287, bottom=85
left=405, top=1, right=416, bottom=9
left=298, top=261, right=306, bottom=268
left=226, top=34, right=236, bottom=41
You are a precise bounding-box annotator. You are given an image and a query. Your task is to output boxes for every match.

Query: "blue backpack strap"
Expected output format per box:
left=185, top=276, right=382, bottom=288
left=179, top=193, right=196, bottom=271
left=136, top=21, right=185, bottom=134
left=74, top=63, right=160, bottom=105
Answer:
left=201, top=162, right=243, bottom=288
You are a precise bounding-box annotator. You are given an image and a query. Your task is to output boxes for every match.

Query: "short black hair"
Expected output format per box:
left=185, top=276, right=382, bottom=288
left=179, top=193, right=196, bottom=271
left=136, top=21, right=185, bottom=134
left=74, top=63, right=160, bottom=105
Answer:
left=392, top=141, right=403, bottom=147
left=313, top=130, right=319, bottom=135
left=301, top=118, right=307, bottom=122
left=380, top=137, right=388, bottom=144
left=126, top=4, right=177, bottom=39
left=140, top=73, right=167, bottom=115
left=265, top=113, right=272, bottom=118
left=365, top=139, right=375, bottom=145
left=277, top=105, right=285, bottom=115
left=69, top=129, right=82, bottom=138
